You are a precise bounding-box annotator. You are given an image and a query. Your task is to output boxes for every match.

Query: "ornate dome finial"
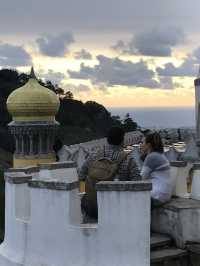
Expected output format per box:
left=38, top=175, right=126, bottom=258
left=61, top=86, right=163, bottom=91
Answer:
left=30, top=66, right=37, bottom=79
left=6, top=67, right=60, bottom=122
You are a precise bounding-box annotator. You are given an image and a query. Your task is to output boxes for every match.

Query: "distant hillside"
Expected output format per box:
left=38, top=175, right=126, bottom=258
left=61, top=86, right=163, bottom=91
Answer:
left=0, top=69, right=138, bottom=153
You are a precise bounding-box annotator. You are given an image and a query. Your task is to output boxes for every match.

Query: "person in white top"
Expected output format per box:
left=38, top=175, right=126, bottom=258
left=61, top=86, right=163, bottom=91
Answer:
left=140, top=132, right=174, bottom=207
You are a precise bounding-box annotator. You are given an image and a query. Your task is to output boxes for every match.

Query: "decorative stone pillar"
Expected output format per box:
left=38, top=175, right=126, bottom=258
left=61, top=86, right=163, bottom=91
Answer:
left=171, top=161, right=189, bottom=198
left=21, top=135, right=25, bottom=155
left=29, top=134, right=34, bottom=155
left=191, top=163, right=200, bottom=200
left=15, top=135, right=19, bottom=154
left=6, top=68, right=60, bottom=168
left=39, top=133, right=43, bottom=154
left=8, top=122, right=59, bottom=168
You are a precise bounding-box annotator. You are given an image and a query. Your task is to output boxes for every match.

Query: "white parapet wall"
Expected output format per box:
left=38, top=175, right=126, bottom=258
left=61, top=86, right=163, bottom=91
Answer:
left=58, top=130, right=143, bottom=169
left=0, top=162, right=151, bottom=266
left=171, top=161, right=191, bottom=198
left=191, top=163, right=200, bottom=200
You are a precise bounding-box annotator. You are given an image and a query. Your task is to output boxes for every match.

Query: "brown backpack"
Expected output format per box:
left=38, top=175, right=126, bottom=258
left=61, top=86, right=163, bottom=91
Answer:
left=83, top=150, right=129, bottom=218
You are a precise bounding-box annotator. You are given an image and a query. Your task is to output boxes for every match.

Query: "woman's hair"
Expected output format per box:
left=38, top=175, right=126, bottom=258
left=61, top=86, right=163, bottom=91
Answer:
left=107, top=127, right=125, bottom=145
left=145, top=132, right=164, bottom=153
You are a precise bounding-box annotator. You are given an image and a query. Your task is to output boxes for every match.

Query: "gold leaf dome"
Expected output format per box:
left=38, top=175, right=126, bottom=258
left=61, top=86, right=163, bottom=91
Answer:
left=7, top=68, right=60, bottom=122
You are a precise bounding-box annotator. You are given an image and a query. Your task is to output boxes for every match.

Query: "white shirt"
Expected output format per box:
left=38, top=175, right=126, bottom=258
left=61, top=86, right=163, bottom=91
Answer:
left=141, top=152, right=173, bottom=203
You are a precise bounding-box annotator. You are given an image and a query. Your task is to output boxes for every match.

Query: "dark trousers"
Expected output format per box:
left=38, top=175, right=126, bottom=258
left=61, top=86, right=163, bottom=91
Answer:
left=151, top=198, right=164, bottom=209
left=81, top=194, right=98, bottom=220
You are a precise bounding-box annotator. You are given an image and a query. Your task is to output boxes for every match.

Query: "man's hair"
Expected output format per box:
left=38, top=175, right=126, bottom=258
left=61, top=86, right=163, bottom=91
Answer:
left=145, top=132, right=164, bottom=153
left=107, top=127, right=125, bottom=145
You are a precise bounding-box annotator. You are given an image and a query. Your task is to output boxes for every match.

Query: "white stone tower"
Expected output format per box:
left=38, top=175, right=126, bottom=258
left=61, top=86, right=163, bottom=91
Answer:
left=194, top=66, right=200, bottom=140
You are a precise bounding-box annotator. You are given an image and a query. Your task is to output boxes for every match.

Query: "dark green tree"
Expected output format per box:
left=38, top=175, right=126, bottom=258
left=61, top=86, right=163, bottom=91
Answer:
left=123, top=113, right=138, bottom=132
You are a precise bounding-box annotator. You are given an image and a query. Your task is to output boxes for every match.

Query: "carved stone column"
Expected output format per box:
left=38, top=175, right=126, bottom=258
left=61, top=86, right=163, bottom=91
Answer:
left=39, top=133, right=43, bottom=154
left=15, top=135, right=19, bottom=154
left=21, top=136, right=25, bottom=154
left=29, top=134, right=34, bottom=155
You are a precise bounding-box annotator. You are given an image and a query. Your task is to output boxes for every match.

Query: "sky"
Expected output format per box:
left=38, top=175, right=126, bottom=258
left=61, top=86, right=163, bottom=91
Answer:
left=0, top=0, right=200, bottom=108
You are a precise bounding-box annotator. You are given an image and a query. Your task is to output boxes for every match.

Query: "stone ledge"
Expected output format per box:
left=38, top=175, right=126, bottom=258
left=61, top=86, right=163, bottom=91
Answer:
left=39, top=161, right=76, bottom=170
left=151, top=197, right=200, bottom=248
left=161, top=197, right=200, bottom=211
left=7, top=166, right=39, bottom=174
left=170, top=161, right=187, bottom=167
left=96, top=181, right=152, bottom=191
left=29, top=179, right=79, bottom=191
left=193, top=163, right=200, bottom=170
left=8, top=121, right=59, bottom=126
left=187, top=244, right=200, bottom=254
left=5, top=173, right=32, bottom=184
left=156, top=197, right=200, bottom=211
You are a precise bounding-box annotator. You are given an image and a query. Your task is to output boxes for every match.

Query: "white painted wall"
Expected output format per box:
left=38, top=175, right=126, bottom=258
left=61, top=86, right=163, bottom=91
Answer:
left=0, top=167, right=151, bottom=266
left=195, top=82, right=200, bottom=139
left=171, top=163, right=192, bottom=198
left=191, top=167, right=200, bottom=200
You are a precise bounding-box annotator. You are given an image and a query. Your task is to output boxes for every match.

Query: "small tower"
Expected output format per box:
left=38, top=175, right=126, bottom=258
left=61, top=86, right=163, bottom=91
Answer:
left=6, top=67, right=60, bottom=167
left=194, top=66, right=200, bottom=140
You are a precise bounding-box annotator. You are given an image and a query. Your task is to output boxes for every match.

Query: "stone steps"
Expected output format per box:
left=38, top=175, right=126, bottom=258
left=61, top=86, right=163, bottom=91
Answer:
left=151, top=248, right=188, bottom=265
left=151, top=233, right=172, bottom=250
left=150, top=233, right=189, bottom=266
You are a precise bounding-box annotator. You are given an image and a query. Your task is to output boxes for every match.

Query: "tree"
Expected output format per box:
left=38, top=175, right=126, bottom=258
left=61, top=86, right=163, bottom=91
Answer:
left=123, top=113, right=138, bottom=132
left=63, top=91, right=73, bottom=99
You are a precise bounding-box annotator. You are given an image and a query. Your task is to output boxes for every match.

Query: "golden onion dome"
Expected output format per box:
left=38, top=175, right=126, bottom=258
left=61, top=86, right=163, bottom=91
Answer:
left=7, top=67, right=60, bottom=122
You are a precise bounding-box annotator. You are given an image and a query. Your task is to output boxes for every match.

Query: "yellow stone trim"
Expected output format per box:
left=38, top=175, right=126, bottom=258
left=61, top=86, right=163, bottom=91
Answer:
left=14, top=155, right=56, bottom=168
left=13, top=116, right=55, bottom=122
left=79, top=181, right=85, bottom=192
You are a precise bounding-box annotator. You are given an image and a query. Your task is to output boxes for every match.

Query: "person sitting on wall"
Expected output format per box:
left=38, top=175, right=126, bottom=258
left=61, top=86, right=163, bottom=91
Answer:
left=79, top=126, right=141, bottom=220
left=140, top=132, right=174, bottom=207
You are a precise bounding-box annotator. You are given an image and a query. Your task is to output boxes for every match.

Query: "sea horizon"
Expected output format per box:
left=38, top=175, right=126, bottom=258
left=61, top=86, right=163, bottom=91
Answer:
left=108, top=106, right=195, bottom=129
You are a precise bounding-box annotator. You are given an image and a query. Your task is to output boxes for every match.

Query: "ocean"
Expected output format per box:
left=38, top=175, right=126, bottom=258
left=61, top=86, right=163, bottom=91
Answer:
left=108, top=107, right=195, bottom=129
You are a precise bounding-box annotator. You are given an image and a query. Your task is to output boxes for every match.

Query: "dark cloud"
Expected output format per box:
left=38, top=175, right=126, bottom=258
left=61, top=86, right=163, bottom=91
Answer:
left=157, top=57, right=196, bottom=77
left=39, top=69, right=65, bottom=85
left=155, top=45, right=200, bottom=77
left=0, top=43, right=31, bottom=67
left=74, top=49, right=92, bottom=60
left=193, top=47, right=200, bottom=62
left=112, top=40, right=127, bottom=53
left=113, top=27, right=185, bottom=57
left=36, top=32, right=74, bottom=57
left=65, top=83, right=91, bottom=93
left=0, top=0, right=182, bottom=35
left=68, top=55, right=160, bottom=88
left=159, top=77, right=174, bottom=90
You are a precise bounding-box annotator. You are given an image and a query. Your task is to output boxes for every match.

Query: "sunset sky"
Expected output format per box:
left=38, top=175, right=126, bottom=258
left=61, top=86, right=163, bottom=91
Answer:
left=0, top=0, right=200, bottom=108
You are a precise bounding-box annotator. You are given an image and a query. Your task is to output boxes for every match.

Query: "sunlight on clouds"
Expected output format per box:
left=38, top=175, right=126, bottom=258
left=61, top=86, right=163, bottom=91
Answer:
left=9, top=32, right=196, bottom=109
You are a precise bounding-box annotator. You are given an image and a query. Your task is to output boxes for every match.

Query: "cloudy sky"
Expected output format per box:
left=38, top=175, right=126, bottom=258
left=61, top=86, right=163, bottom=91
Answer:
left=0, top=0, right=200, bottom=107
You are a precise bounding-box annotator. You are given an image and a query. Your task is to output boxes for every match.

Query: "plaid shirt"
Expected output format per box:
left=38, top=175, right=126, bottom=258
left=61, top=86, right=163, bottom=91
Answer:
left=79, top=144, right=141, bottom=181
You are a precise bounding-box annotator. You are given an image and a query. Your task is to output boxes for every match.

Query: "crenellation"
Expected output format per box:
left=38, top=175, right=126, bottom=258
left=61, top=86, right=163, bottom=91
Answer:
left=29, top=179, right=79, bottom=190
left=96, top=180, right=152, bottom=191
left=39, top=161, right=77, bottom=170
left=4, top=172, right=32, bottom=184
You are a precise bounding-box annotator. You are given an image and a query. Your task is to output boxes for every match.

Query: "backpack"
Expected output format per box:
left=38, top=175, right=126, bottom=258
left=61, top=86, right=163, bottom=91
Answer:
left=82, top=149, right=129, bottom=219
